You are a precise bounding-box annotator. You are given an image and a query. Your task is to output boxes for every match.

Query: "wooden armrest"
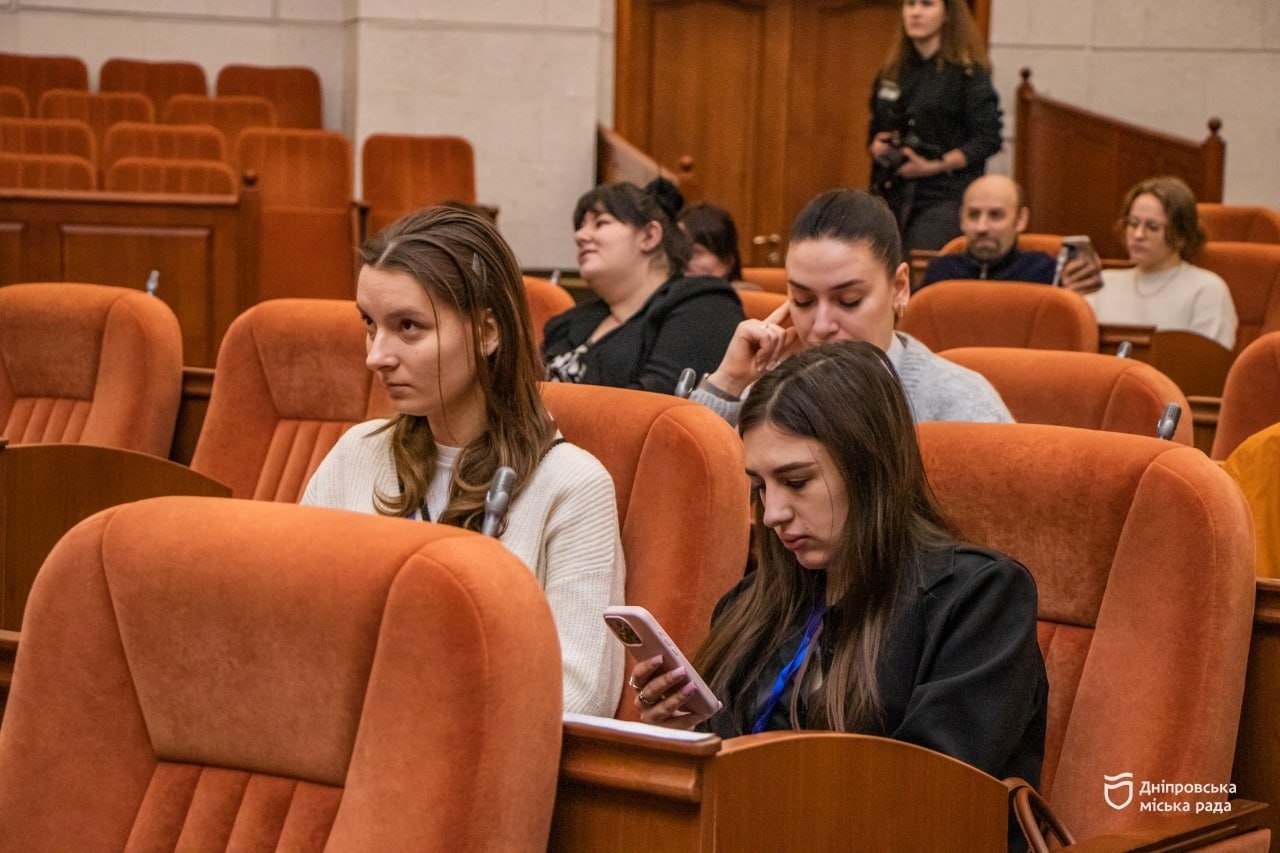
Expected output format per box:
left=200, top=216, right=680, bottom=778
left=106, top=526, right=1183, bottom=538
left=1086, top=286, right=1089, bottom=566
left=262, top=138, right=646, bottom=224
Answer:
left=1062, top=800, right=1271, bottom=852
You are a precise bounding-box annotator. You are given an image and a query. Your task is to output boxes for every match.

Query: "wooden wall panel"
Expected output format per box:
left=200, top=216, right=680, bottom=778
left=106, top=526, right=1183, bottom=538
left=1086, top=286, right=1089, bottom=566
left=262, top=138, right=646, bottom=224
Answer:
left=0, top=223, right=22, bottom=283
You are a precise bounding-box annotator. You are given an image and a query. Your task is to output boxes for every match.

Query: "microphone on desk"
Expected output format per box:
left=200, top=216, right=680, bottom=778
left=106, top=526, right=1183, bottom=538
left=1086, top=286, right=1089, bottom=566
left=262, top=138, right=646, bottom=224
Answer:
left=1115, top=341, right=1133, bottom=359
left=1156, top=402, right=1182, bottom=441
left=145, top=269, right=160, bottom=297
left=480, top=466, right=517, bottom=537
left=673, top=367, right=697, bottom=399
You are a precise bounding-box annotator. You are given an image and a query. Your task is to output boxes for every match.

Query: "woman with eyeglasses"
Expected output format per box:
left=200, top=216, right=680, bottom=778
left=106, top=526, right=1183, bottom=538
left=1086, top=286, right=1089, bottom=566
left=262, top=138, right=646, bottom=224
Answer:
left=1086, top=176, right=1237, bottom=350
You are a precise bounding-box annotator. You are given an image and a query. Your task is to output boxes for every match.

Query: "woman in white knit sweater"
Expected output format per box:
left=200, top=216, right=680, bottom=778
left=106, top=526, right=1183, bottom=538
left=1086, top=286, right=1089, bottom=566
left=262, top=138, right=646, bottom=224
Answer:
left=302, top=206, right=625, bottom=716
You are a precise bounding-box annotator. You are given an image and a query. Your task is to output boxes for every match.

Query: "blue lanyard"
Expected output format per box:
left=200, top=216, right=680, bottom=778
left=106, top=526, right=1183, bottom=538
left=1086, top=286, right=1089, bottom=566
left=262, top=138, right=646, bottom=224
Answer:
left=751, top=605, right=825, bottom=734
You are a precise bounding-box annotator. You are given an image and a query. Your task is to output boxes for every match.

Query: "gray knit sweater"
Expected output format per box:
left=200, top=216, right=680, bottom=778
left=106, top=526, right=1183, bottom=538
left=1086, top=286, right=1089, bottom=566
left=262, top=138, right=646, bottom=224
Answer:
left=691, top=332, right=1014, bottom=426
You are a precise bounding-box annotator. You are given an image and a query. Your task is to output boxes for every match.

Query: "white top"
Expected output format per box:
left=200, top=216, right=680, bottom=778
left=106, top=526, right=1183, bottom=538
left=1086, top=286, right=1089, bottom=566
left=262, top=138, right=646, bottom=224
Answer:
left=301, top=420, right=626, bottom=716
left=1087, top=263, right=1238, bottom=350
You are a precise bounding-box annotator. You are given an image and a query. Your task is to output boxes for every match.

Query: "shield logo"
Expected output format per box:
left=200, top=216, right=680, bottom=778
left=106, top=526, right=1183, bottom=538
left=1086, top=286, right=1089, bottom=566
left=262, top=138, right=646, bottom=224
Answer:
left=1103, top=772, right=1134, bottom=810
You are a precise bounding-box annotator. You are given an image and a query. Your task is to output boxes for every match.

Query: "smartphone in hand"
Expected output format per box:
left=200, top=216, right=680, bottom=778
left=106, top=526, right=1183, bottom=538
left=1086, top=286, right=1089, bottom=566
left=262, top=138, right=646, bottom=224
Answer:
left=1053, top=235, right=1094, bottom=286
left=603, top=605, right=723, bottom=718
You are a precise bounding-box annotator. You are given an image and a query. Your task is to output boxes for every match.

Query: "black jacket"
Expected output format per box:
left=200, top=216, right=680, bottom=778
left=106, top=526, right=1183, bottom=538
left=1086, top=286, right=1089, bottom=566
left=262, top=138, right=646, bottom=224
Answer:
left=705, top=544, right=1047, bottom=786
left=541, top=275, right=743, bottom=395
left=921, top=245, right=1058, bottom=288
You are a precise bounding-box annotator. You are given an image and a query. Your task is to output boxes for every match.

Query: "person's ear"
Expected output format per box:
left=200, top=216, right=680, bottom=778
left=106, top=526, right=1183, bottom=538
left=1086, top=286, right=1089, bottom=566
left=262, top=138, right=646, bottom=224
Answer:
left=639, top=221, right=663, bottom=253
left=480, top=309, right=500, bottom=357
left=1015, top=206, right=1030, bottom=233
left=891, top=262, right=911, bottom=319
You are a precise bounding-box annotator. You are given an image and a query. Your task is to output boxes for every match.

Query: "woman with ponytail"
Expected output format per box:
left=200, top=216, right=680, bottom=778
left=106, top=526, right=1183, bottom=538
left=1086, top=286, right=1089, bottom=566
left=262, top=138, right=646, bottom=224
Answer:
left=302, top=205, right=625, bottom=716
left=542, top=178, right=745, bottom=394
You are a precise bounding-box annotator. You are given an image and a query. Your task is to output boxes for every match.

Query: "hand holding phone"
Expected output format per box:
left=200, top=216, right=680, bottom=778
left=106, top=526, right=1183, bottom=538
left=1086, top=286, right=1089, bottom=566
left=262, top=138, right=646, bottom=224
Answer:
left=604, top=605, right=723, bottom=723
left=1053, top=235, right=1102, bottom=293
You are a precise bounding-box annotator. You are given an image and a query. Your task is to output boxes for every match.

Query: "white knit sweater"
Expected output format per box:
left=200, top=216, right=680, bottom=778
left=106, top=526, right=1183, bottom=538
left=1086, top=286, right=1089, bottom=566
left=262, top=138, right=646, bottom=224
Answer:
left=301, top=420, right=626, bottom=716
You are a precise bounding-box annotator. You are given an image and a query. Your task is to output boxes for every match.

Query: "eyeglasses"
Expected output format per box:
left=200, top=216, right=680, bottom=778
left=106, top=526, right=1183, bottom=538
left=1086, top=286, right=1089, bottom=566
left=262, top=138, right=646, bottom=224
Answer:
left=1122, top=217, right=1166, bottom=234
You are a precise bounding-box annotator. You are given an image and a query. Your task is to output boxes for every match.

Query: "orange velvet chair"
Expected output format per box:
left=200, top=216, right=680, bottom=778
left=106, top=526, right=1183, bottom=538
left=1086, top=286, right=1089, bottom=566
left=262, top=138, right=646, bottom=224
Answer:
left=741, top=266, right=787, bottom=294
left=899, top=279, right=1098, bottom=352
left=0, top=495, right=563, bottom=851
left=216, top=64, right=323, bottom=129
left=99, top=57, right=207, bottom=116
left=1197, top=242, right=1280, bottom=355
left=0, top=53, right=88, bottom=113
left=919, top=422, right=1256, bottom=843
left=104, top=156, right=237, bottom=195
left=235, top=128, right=357, bottom=300
left=1212, top=331, right=1280, bottom=460
left=940, top=347, right=1193, bottom=444
left=162, top=93, right=277, bottom=162
left=0, top=85, right=29, bottom=118
left=738, top=288, right=786, bottom=321
left=523, top=275, right=574, bottom=347
left=361, top=134, right=477, bottom=235
left=0, top=116, right=95, bottom=166
left=937, top=232, right=1065, bottom=258
left=0, top=152, right=95, bottom=190
left=36, top=89, right=154, bottom=161
left=191, top=298, right=390, bottom=502
left=0, top=283, right=182, bottom=457
left=540, top=383, right=750, bottom=718
left=101, top=121, right=226, bottom=172
left=1198, top=203, right=1280, bottom=244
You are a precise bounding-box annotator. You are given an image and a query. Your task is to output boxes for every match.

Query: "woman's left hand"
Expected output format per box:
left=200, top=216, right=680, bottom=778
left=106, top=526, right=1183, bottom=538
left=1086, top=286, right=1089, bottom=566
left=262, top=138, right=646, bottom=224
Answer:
left=894, top=147, right=944, bottom=179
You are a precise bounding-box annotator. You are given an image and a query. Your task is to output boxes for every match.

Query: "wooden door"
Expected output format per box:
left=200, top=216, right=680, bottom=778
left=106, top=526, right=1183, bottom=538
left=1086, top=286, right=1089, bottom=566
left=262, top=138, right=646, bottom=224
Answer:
left=615, top=0, right=990, bottom=266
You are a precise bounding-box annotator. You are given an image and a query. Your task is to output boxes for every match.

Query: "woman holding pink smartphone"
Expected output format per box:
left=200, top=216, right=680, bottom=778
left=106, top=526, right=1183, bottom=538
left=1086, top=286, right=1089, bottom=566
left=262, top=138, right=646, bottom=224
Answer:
left=628, top=341, right=1047, bottom=786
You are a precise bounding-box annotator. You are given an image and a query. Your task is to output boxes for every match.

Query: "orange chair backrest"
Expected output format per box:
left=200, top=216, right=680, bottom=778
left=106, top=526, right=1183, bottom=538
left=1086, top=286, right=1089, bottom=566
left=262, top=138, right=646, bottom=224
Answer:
left=738, top=288, right=786, bottom=321
left=216, top=63, right=323, bottom=129
left=235, top=127, right=351, bottom=208
left=1212, top=330, right=1280, bottom=460
left=101, top=121, right=226, bottom=171
left=0, top=52, right=88, bottom=112
left=900, top=279, right=1098, bottom=352
left=162, top=94, right=277, bottom=159
left=191, top=299, right=391, bottom=502
left=938, top=232, right=1065, bottom=257
left=361, top=134, right=476, bottom=234
left=0, top=117, right=95, bottom=164
left=1196, top=241, right=1280, bottom=355
left=98, top=57, right=207, bottom=115
left=0, top=495, right=563, bottom=851
left=1198, top=203, right=1280, bottom=244
left=539, top=383, right=751, bottom=718
left=104, top=156, right=237, bottom=195
left=36, top=89, right=154, bottom=156
left=0, top=152, right=95, bottom=190
left=0, top=85, right=29, bottom=118
left=741, top=266, right=788, bottom=294
left=523, top=275, right=574, bottom=347
left=940, top=347, right=1193, bottom=444
left=0, top=282, right=182, bottom=456
left=919, top=421, right=1254, bottom=836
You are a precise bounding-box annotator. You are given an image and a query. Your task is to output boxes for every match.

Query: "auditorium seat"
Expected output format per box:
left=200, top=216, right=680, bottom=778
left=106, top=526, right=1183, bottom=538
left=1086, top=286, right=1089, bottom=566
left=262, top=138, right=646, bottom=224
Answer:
left=0, top=283, right=182, bottom=457
left=540, top=383, right=750, bottom=719
left=899, top=279, right=1098, bottom=352
left=0, top=52, right=88, bottom=113
left=36, top=89, right=154, bottom=161
left=741, top=266, right=787, bottom=294
left=101, top=121, right=226, bottom=172
left=361, top=134, right=477, bottom=235
left=1198, top=203, right=1280, bottom=244
left=99, top=57, right=207, bottom=116
left=0, top=152, right=95, bottom=190
left=738, top=288, right=786, bottom=321
left=161, top=93, right=277, bottom=161
left=235, top=127, right=357, bottom=300
left=1197, top=242, right=1280, bottom=355
left=523, top=275, right=574, bottom=347
left=216, top=63, right=323, bottom=129
left=0, top=117, right=95, bottom=166
left=937, top=231, right=1064, bottom=258
left=920, top=422, right=1255, bottom=841
left=1212, top=331, right=1280, bottom=460
left=190, top=298, right=390, bottom=502
left=0, top=495, right=563, bottom=851
left=940, top=347, right=1193, bottom=444
left=104, top=156, right=237, bottom=195
left=0, top=85, right=28, bottom=118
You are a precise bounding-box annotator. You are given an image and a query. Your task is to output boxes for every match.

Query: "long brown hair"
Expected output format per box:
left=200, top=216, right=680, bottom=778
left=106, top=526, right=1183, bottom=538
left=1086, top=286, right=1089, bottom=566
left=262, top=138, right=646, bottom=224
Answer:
left=694, top=341, right=957, bottom=734
left=879, top=0, right=989, bottom=82
left=362, top=206, right=556, bottom=530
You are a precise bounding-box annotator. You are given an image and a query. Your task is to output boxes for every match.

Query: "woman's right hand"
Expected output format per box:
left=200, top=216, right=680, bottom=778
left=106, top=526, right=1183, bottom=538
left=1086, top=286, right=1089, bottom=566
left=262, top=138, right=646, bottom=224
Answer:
left=703, top=302, right=799, bottom=398
left=869, top=131, right=895, bottom=164
left=630, top=655, right=711, bottom=729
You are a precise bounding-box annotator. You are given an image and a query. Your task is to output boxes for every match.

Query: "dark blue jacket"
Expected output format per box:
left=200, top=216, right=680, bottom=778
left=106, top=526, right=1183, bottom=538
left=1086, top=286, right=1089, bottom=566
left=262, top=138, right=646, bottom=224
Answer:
left=922, top=246, right=1057, bottom=288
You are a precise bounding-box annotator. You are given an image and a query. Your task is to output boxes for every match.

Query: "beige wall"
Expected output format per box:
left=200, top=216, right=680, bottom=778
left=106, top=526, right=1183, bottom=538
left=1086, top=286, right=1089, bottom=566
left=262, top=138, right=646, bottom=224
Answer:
left=3, top=0, right=1273, bottom=265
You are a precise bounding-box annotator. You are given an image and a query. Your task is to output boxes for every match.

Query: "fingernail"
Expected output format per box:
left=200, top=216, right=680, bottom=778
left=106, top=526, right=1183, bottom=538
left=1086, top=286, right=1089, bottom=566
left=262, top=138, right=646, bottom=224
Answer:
left=681, top=682, right=698, bottom=696
left=670, top=666, right=686, bottom=679
left=647, top=655, right=663, bottom=666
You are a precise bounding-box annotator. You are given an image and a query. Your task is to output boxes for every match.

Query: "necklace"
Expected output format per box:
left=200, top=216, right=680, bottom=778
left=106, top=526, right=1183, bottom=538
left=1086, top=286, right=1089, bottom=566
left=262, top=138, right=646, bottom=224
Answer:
left=1133, top=263, right=1184, bottom=298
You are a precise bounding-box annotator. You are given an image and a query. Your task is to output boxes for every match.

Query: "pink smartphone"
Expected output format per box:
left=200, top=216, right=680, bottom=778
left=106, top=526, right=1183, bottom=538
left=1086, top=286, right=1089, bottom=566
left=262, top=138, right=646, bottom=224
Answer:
left=603, top=605, right=723, bottom=718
